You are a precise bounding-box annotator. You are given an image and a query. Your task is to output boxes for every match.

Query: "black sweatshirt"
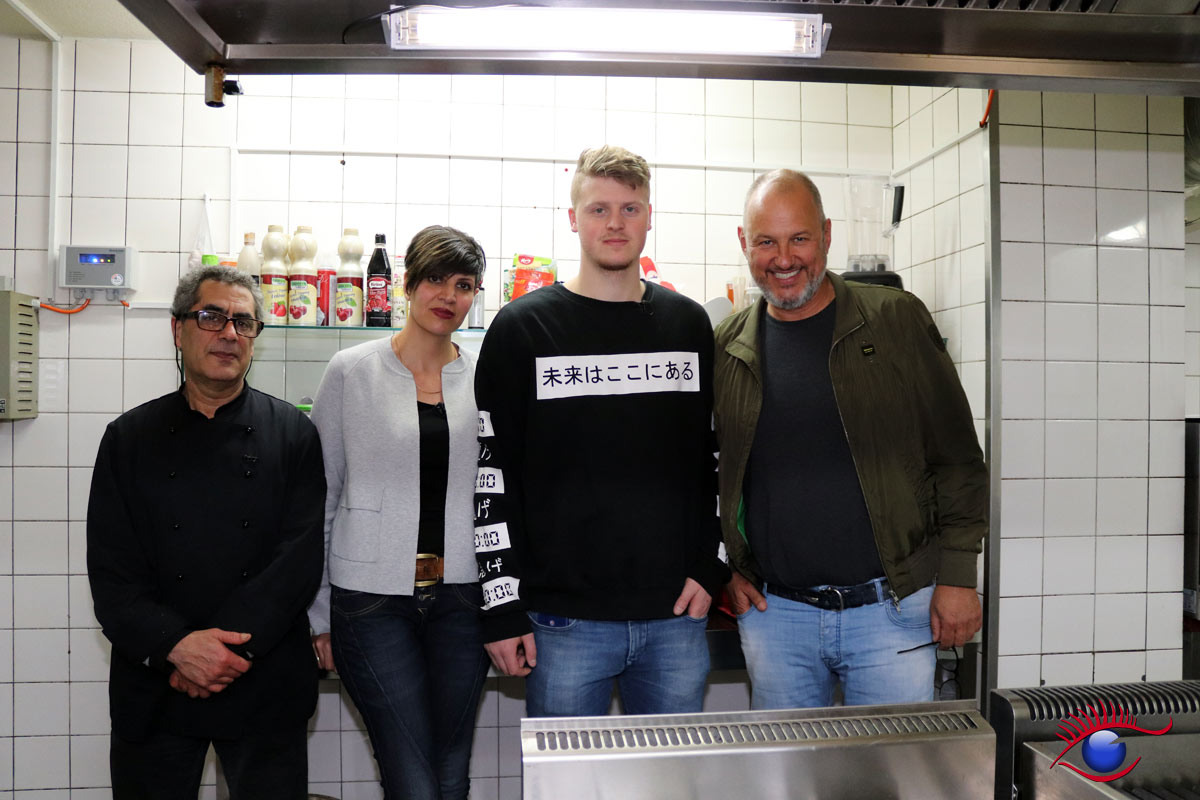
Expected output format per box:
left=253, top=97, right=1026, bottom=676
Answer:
left=474, top=282, right=729, bottom=643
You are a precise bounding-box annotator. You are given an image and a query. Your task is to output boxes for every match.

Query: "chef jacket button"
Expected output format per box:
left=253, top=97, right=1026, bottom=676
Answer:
left=169, top=426, right=176, bottom=434
left=168, top=471, right=176, bottom=479
left=175, top=573, right=184, bottom=581
left=173, top=522, right=181, bottom=530
left=240, top=570, right=248, bottom=579
left=241, top=520, right=250, bottom=528
left=244, top=470, right=253, bottom=478
left=244, top=426, right=254, bottom=434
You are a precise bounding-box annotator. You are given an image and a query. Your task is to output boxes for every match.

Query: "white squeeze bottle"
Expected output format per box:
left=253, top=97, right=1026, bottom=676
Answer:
left=237, top=232, right=261, bottom=286
left=287, top=226, right=319, bottom=326
left=335, top=228, right=365, bottom=327
left=260, top=225, right=290, bottom=325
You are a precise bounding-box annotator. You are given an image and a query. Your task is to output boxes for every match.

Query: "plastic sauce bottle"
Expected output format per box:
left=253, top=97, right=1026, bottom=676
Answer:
left=260, top=225, right=290, bottom=325
left=364, top=234, right=392, bottom=328
left=237, top=232, right=261, bottom=286
left=287, top=226, right=319, bottom=326
left=335, top=228, right=365, bottom=327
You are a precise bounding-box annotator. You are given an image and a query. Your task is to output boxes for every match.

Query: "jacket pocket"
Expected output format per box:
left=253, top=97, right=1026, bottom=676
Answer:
left=330, top=485, right=382, bottom=563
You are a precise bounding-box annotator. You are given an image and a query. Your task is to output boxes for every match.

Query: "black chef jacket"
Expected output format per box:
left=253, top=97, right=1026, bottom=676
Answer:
left=86, top=384, right=326, bottom=741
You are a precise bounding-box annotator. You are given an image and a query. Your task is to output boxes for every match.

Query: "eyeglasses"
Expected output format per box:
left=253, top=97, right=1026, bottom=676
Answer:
left=180, top=310, right=265, bottom=338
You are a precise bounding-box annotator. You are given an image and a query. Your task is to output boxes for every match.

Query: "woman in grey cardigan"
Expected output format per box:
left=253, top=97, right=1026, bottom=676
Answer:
left=309, top=226, right=489, bottom=800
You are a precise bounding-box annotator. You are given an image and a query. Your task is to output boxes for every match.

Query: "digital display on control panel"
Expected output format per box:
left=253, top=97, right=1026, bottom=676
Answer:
left=78, top=253, right=116, bottom=264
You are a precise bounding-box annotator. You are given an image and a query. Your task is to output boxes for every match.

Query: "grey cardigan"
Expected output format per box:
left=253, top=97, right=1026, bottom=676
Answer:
left=307, top=336, right=479, bottom=634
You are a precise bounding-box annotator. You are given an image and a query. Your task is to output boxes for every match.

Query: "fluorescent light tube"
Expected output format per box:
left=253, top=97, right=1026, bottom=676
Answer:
left=385, top=6, right=828, bottom=57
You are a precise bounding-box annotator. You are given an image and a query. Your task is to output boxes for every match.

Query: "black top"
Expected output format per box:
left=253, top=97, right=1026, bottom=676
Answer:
left=86, top=384, right=326, bottom=740
left=473, top=281, right=729, bottom=642
left=416, top=401, right=449, bottom=556
left=745, top=301, right=885, bottom=589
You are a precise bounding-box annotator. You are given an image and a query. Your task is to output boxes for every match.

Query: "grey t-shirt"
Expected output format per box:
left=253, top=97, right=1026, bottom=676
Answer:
left=744, top=301, right=885, bottom=590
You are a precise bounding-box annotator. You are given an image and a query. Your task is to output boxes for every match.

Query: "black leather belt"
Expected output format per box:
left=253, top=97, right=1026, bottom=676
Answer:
left=766, top=579, right=890, bottom=611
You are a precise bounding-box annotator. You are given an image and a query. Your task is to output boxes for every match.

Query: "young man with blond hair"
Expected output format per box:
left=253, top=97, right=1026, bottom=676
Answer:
left=473, top=145, right=728, bottom=717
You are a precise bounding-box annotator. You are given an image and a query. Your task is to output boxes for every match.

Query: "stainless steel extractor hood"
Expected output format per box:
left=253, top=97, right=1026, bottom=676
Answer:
left=113, top=0, right=1200, bottom=95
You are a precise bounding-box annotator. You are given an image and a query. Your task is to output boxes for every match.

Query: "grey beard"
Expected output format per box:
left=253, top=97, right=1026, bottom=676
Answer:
left=754, top=266, right=825, bottom=311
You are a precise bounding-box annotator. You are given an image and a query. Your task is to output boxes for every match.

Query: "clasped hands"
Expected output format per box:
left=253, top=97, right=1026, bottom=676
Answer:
left=166, top=628, right=253, bottom=699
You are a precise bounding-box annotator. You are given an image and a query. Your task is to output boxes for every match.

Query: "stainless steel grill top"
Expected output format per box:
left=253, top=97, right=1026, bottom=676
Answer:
left=522, top=700, right=995, bottom=800
left=1007, top=681, right=1200, bottom=722
left=526, top=707, right=982, bottom=755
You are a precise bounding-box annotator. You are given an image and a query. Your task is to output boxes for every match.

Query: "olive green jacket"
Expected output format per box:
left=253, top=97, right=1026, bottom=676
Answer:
left=713, top=272, right=988, bottom=600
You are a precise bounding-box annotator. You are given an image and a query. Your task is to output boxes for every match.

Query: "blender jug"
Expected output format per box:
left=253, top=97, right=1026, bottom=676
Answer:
left=845, top=176, right=901, bottom=272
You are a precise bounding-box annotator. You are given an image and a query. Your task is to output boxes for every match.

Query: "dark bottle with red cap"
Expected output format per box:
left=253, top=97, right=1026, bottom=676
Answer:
left=364, top=233, right=392, bottom=327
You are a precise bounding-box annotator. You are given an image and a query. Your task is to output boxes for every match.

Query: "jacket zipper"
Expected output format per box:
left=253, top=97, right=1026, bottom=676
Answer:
left=828, top=319, right=900, bottom=608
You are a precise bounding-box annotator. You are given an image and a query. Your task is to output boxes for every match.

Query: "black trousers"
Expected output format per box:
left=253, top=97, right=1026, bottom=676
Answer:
left=110, top=725, right=308, bottom=800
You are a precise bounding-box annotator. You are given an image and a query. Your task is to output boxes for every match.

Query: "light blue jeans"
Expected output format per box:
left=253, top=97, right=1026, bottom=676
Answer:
left=525, top=612, right=710, bottom=717
left=737, top=583, right=936, bottom=710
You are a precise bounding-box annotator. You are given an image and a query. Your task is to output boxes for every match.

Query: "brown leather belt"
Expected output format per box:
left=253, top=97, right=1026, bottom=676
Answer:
left=414, top=553, right=444, bottom=587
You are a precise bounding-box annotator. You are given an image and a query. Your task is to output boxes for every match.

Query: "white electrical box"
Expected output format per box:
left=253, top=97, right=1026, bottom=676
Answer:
left=59, top=245, right=138, bottom=290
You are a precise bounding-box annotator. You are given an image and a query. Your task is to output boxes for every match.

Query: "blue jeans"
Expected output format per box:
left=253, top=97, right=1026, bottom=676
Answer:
left=525, top=612, right=710, bottom=717
left=737, top=582, right=936, bottom=710
left=331, top=583, right=490, bottom=800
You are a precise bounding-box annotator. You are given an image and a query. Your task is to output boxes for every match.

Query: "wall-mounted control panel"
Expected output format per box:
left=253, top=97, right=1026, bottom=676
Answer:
left=59, top=245, right=138, bottom=290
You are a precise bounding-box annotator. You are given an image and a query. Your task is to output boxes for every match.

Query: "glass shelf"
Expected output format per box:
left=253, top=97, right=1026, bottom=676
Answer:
left=263, top=324, right=486, bottom=334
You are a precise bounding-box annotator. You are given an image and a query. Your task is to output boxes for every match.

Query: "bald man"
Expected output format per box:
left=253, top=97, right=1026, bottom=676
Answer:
left=713, top=169, right=987, bottom=709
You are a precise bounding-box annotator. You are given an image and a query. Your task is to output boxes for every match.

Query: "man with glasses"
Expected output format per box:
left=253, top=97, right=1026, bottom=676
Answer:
left=87, top=265, right=326, bottom=798
left=714, top=170, right=987, bottom=709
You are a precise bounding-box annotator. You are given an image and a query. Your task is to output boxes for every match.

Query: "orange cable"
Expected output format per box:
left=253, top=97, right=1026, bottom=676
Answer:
left=40, top=297, right=91, bottom=314
left=980, top=89, right=995, bottom=128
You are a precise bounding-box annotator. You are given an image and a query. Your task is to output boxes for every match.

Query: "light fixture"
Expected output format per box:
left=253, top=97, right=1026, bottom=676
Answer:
left=384, top=6, right=830, bottom=58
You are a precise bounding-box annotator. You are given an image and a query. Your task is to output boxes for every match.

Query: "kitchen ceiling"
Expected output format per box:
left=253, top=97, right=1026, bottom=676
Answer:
left=7, top=0, right=1200, bottom=94
left=0, top=0, right=151, bottom=40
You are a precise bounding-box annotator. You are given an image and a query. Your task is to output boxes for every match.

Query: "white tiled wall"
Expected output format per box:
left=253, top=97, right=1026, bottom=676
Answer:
left=890, top=85, right=990, bottom=447
left=994, top=91, right=1186, bottom=688
left=1186, top=225, right=1199, bottom=417
left=56, top=67, right=904, bottom=314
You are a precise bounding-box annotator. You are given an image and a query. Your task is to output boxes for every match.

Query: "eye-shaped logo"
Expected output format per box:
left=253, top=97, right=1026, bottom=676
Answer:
left=1051, top=700, right=1173, bottom=782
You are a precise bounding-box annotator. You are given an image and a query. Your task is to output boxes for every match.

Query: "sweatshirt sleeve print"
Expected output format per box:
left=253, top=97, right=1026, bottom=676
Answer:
left=473, top=318, right=534, bottom=642
left=686, top=318, right=731, bottom=596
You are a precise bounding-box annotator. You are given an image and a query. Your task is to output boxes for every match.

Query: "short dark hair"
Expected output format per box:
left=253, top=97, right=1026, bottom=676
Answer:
left=171, top=265, right=264, bottom=320
left=403, top=225, right=487, bottom=294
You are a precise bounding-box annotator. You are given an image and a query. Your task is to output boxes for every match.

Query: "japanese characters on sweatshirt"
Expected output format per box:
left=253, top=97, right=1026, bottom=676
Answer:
left=474, top=281, right=729, bottom=643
